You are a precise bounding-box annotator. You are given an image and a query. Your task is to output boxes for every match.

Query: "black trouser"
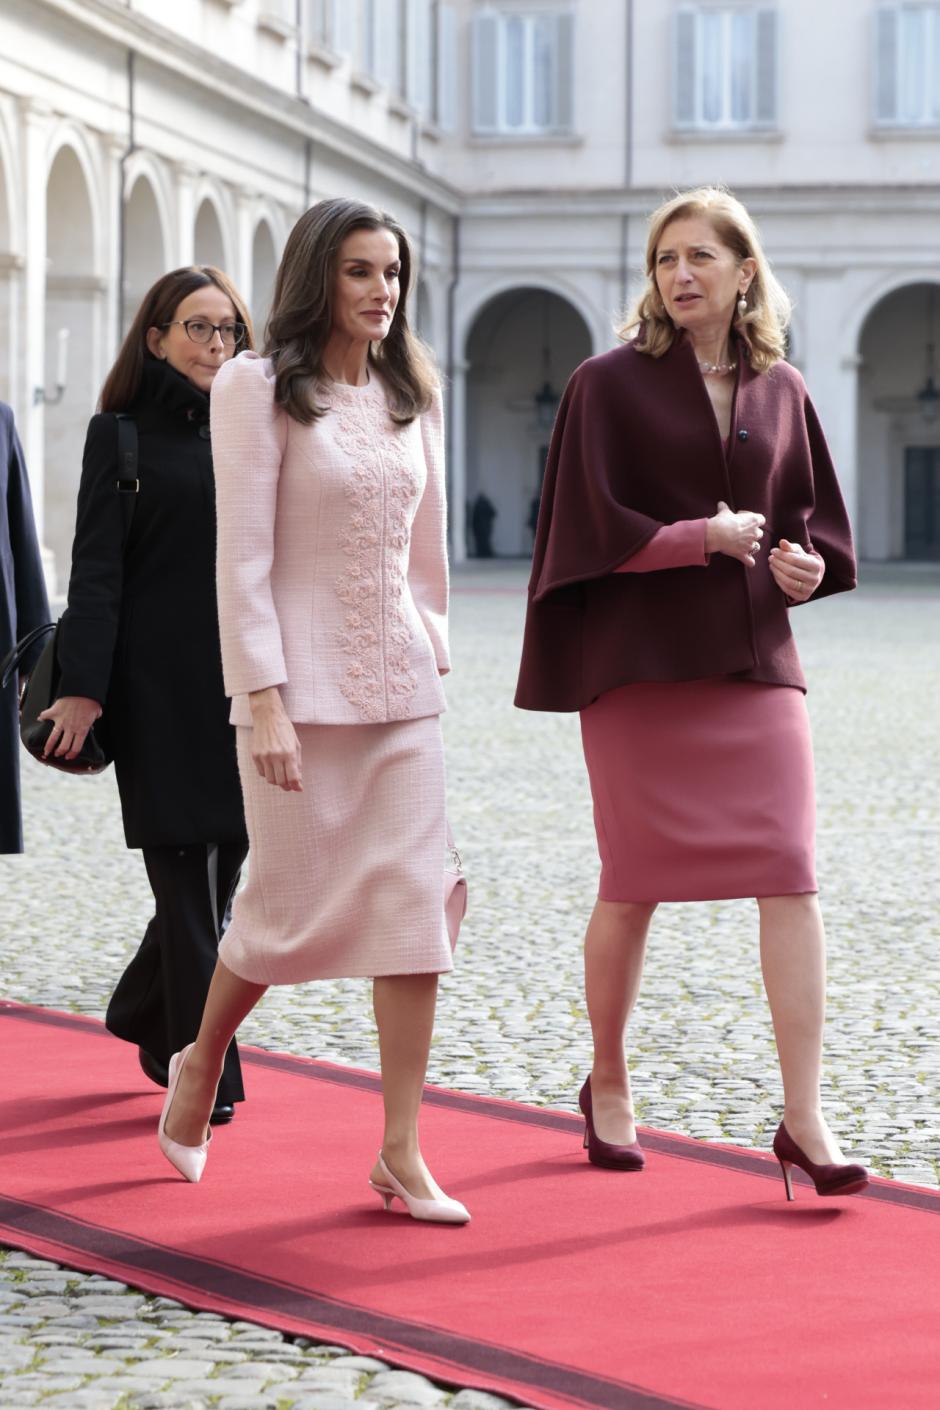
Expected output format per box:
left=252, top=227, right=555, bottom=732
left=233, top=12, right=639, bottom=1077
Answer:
left=105, top=840, right=248, bottom=1106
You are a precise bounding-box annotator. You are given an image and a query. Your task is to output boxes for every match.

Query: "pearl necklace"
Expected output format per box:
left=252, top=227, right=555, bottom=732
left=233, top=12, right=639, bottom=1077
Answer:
left=698, top=360, right=737, bottom=376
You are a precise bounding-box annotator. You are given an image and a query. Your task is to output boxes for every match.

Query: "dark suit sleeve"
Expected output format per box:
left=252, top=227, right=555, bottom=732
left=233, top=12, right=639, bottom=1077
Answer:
left=801, top=390, right=857, bottom=602
left=4, top=406, right=50, bottom=674
left=56, top=414, right=123, bottom=703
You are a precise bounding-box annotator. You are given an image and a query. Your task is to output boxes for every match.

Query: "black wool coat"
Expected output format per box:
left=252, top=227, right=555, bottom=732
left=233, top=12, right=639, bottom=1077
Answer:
left=1, top=403, right=50, bottom=853
left=57, top=357, right=247, bottom=849
left=515, top=334, right=857, bottom=713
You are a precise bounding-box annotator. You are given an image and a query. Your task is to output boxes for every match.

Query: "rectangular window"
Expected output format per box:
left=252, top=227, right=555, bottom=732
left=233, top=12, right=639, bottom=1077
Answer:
left=674, top=5, right=778, bottom=131
left=471, top=9, right=575, bottom=136
left=876, top=4, right=940, bottom=125
left=353, top=0, right=408, bottom=94
left=306, top=0, right=353, bottom=53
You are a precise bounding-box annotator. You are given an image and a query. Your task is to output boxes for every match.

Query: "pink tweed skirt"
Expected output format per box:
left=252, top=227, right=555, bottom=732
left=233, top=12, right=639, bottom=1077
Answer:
left=580, top=680, right=817, bottom=902
left=219, top=715, right=454, bottom=985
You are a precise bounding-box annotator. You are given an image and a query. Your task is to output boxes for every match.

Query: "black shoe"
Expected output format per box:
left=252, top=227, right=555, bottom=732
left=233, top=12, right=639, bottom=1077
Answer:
left=138, top=1047, right=169, bottom=1088
left=139, top=1047, right=235, bottom=1123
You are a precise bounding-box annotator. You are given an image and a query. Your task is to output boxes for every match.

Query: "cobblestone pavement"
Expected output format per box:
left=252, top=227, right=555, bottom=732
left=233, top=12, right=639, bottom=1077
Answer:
left=1, top=560, right=938, bottom=1408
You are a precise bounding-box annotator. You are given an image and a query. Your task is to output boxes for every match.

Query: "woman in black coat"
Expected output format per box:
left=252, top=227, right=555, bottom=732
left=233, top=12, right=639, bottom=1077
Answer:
left=41, top=267, right=252, bottom=1122
left=1, top=401, right=50, bottom=854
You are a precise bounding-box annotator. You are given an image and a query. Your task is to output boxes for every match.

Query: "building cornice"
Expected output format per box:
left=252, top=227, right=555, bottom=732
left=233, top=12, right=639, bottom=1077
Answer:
left=34, top=0, right=461, bottom=214
left=462, top=186, right=940, bottom=219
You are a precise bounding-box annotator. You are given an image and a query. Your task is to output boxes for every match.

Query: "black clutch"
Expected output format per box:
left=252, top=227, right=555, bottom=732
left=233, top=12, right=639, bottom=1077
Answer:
left=0, top=621, right=112, bottom=775
left=0, top=413, right=139, bottom=777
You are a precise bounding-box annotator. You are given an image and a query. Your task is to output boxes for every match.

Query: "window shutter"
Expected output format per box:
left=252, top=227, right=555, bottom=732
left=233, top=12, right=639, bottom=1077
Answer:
left=555, top=11, right=575, bottom=131
left=674, top=9, right=696, bottom=127
left=437, top=2, right=458, bottom=130
left=358, top=0, right=376, bottom=73
left=875, top=6, right=898, bottom=122
left=304, top=0, right=323, bottom=45
left=407, top=0, right=433, bottom=113
left=472, top=11, right=500, bottom=132
left=375, top=0, right=403, bottom=90
left=754, top=8, right=777, bottom=126
left=331, top=0, right=353, bottom=53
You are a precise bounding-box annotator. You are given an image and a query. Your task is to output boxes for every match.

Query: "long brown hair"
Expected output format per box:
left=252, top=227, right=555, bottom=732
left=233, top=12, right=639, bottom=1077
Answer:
left=99, top=266, right=255, bottom=412
left=619, top=186, right=791, bottom=374
left=264, top=197, right=437, bottom=424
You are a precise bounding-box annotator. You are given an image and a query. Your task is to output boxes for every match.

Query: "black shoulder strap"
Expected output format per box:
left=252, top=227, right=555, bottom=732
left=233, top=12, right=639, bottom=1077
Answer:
left=114, top=413, right=139, bottom=548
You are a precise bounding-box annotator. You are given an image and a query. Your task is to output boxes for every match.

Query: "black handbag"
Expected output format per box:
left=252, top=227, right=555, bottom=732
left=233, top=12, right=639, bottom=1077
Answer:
left=0, top=414, right=139, bottom=775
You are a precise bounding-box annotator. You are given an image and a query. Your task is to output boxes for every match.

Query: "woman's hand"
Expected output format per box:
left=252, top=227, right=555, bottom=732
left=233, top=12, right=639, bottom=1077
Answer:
left=248, top=687, right=303, bottom=792
left=768, top=539, right=825, bottom=602
left=705, top=501, right=766, bottom=566
left=37, top=696, right=102, bottom=760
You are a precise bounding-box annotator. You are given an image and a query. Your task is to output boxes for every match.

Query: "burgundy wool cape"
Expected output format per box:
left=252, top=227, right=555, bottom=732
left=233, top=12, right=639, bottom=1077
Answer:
left=515, top=334, right=857, bottom=713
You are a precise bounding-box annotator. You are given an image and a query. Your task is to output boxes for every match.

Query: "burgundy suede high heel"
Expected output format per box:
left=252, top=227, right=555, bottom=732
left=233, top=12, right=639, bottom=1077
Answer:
left=578, top=1076, right=645, bottom=1171
left=772, top=1121, right=868, bottom=1201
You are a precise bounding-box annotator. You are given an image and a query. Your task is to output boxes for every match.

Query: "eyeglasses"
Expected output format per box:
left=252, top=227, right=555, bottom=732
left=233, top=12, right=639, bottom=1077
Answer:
left=160, top=318, right=247, bottom=347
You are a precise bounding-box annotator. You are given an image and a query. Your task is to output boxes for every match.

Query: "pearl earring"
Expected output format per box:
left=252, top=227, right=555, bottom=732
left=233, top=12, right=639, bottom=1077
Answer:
left=737, top=294, right=748, bottom=318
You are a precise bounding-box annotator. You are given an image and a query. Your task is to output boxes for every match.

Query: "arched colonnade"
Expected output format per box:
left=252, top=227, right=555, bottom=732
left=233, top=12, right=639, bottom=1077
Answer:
left=0, top=109, right=290, bottom=587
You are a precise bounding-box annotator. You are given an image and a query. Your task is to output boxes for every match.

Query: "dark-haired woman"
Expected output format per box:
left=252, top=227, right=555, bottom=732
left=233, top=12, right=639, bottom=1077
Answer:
left=42, top=267, right=253, bottom=1124
left=154, top=198, right=468, bottom=1224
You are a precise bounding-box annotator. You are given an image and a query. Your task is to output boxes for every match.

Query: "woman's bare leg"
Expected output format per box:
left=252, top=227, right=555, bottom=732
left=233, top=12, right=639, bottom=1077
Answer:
left=164, top=958, right=267, bottom=1147
left=758, top=893, right=844, bottom=1163
left=369, top=972, right=442, bottom=1199
left=584, top=899, right=657, bottom=1145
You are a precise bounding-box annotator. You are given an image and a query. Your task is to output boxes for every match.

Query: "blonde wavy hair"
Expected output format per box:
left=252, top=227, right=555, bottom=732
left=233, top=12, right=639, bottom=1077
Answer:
left=619, top=186, right=791, bottom=373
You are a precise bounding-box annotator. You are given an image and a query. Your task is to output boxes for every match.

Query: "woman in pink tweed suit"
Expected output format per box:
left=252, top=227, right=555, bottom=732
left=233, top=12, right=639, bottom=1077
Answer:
left=154, top=198, right=469, bottom=1224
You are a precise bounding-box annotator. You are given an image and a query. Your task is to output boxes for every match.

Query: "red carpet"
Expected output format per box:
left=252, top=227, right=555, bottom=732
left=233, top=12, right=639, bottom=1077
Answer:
left=1, top=1001, right=938, bottom=1410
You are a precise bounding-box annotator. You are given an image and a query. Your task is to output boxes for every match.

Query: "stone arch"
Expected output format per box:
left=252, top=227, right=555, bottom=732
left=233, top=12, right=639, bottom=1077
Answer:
left=251, top=216, right=278, bottom=341
left=122, top=171, right=169, bottom=332
left=457, top=273, right=603, bottom=363
left=44, top=139, right=104, bottom=580
left=0, top=116, right=17, bottom=406
left=856, top=279, right=940, bottom=561
left=464, top=286, right=593, bottom=557
left=414, top=278, right=433, bottom=342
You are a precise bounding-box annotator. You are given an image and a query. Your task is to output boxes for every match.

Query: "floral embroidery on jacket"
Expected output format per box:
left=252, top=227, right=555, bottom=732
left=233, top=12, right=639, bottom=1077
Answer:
left=333, top=390, right=421, bottom=721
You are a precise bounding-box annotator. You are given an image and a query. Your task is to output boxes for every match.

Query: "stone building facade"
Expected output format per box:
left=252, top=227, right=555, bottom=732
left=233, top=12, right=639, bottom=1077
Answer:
left=1, top=0, right=938, bottom=583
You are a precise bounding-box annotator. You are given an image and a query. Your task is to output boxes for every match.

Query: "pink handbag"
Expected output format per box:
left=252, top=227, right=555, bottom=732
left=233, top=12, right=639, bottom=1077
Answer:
left=444, top=826, right=467, bottom=952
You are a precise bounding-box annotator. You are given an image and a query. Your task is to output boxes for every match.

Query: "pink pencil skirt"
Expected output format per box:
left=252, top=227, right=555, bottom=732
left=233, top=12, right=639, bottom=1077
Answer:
left=219, top=715, right=454, bottom=985
left=579, top=679, right=817, bottom=902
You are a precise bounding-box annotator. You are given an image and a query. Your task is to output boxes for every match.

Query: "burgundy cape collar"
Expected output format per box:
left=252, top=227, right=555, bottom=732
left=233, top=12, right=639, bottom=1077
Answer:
left=515, top=334, right=856, bottom=712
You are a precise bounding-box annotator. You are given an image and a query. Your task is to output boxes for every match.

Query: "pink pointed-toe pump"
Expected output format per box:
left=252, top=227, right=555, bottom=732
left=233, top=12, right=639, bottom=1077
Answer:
left=772, top=1121, right=868, bottom=1201
left=579, top=1076, right=645, bottom=1171
left=369, top=1153, right=470, bottom=1224
left=158, top=1045, right=212, bottom=1184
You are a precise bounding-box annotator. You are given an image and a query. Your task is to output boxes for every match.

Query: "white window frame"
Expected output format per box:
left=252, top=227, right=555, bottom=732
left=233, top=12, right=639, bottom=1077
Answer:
left=875, top=4, right=940, bottom=127
left=472, top=8, right=575, bottom=138
left=674, top=4, right=778, bottom=132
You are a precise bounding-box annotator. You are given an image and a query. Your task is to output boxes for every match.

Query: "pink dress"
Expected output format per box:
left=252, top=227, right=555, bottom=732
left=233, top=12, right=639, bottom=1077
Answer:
left=579, top=518, right=819, bottom=902
left=209, top=355, right=454, bottom=984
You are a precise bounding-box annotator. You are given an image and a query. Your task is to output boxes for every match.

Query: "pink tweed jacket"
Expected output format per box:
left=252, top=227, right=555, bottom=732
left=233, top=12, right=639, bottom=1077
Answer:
left=210, top=352, right=450, bottom=727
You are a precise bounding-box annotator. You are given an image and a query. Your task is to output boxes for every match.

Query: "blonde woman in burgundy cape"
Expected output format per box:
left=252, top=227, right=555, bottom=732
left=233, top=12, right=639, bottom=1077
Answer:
left=155, top=198, right=468, bottom=1224
left=516, top=187, right=868, bottom=1201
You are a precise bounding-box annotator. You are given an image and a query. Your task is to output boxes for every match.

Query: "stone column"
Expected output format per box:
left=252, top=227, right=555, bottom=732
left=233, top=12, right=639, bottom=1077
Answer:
left=19, top=97, right=55, bottom=589
left=174, top=162, right=197, bottom=266
left=799, top=269, right=859, bottom=532
left=104, top=134, right=126, bottom=359
left=448, top=357, right=468, bottom=563
left=235, top=190, right=257, bottom=309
